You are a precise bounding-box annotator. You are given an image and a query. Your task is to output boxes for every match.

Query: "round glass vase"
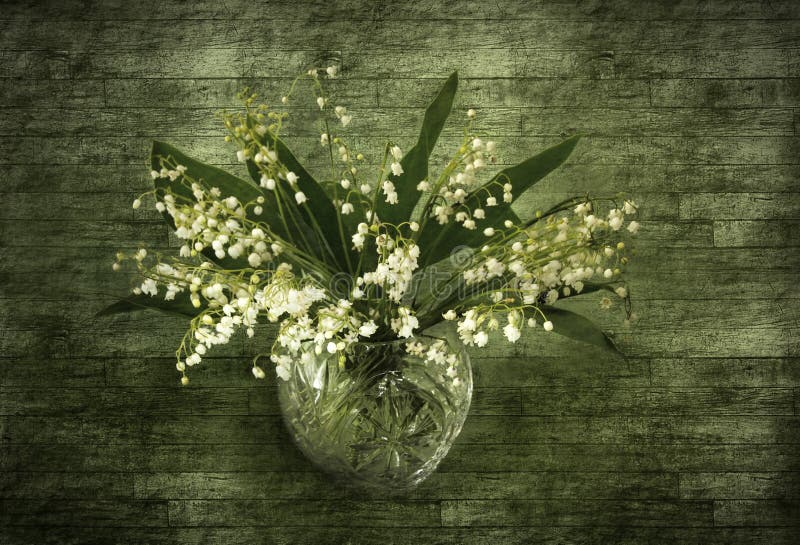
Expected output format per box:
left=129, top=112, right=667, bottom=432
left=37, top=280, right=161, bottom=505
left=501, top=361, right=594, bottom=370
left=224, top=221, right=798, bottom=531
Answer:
left=277, top=335, right=472, bottom=492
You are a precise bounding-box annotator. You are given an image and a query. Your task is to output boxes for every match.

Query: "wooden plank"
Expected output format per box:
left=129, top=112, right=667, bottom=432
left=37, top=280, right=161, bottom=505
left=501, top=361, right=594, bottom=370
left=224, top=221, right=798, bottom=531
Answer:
left=71, top=48, right=342, bottom=79
left=680, top=472, right=800, bottom=499
left=104, top=77, right=379, bottom=108
left=609, top=329, right=790, bottom=358
left=0, top=472, right=133, bottom=499
left=357, top=49, right=793, bottom=80
left=0, top=359, right=106, bottom=387
left=0, top=193, right=139, bottom=221
left=681, top=193, right=800, bottom=220
left=0, top=330, right=214, bottom=362
left=441, top=499, right=714, bottom=526
left=0, top=387, right=253, bottom=416
left=0, top=50, right=71, bottom=79
left=662, top=164, right=800, bottom=193
left=557, top=298, right=800, bottom=330
left=787, top=56, right=800, bottom=77
left=0, top=321, right=266, bottom=360
left=0, top=219, right=169, bottom=247
left=474, top=356, right=634, bottom=388
left=0, top=137, right=35, bottom=164
left=0, top=499, right=169, bottom=527
left=167, top=499, right=441, bottom=526
left=105, top=78, right=651, bottom=109
left=651, top=78, right=800, bottom=108
left=714, top=220, right=800, bottom=247
left=625, top=270, right=800, bottom=299
left=789, top=334, right=800, bottom=357
left=631, top=247, right=800, bottom=270
left=616, top=49, right=791, bottom=79
left=714, top=500, right=800, bottom=526
left=0, top=301, right=200, bottom=331
left=0, top=80, right=106, bottom=108
left=135, top=471, right=335, bottom=500
left=379, top=78, right=654, bottom=108
left=455, top=416, right=800, bottom=445
left=521, top=387, right=796, bottom=416
left=795, top=387, right=799, bottom=415
left=0, top=165, right=152, bottom=193
left=650, top=358, right=800, bottom=387
left=0, top=443, right=312, bottom=473
left=520, top=108, right=795, bottom=137
left=0, top=415, right=287, bottom=445
left=366, top=47, right=794, bottom=80
left=105, top=357, right=271, bottom=388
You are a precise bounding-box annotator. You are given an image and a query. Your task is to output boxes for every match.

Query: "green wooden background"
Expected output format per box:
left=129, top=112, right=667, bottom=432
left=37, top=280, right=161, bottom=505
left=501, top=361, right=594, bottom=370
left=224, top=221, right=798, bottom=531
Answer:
left=1, top=0, right=799, bottom=543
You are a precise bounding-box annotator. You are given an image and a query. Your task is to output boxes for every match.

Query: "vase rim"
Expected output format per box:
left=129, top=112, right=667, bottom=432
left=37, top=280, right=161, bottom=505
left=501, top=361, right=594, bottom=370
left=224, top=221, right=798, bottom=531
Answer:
left=341, top=333, right=454, bottom=348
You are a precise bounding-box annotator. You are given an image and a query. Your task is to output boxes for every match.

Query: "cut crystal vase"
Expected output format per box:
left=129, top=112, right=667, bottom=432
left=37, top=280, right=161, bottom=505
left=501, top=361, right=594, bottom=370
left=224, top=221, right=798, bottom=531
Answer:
left=277, top=335, right=472, bottom=492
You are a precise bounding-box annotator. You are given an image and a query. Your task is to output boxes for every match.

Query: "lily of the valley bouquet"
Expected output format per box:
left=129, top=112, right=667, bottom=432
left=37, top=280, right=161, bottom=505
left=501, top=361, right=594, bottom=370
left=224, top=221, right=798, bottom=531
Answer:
left=103, top=67, right=638, bottom=490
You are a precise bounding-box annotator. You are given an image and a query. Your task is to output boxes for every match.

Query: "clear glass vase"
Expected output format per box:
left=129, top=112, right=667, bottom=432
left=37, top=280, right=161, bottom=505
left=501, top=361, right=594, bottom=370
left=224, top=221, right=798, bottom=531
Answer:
left=277, top=334, right=472, bottom=492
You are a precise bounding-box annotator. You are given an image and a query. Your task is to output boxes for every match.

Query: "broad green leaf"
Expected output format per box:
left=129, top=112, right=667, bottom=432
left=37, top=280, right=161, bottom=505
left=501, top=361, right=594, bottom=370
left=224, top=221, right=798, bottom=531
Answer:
left=376, top=72, right=459, bottom=226
left=248, top=130, right=353, bottom=271
left=538, top=306, right=620, bottom=354
left=96, top=292, right=201, bottom=319
left=417, top=135, right=581, bottom=267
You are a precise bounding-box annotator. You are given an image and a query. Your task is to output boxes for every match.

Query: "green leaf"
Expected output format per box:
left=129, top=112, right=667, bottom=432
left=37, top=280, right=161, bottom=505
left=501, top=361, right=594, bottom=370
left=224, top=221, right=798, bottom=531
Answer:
left=96, top=292, right=201, bottom=319
left=247, top=130, right=353, bottom=271
left=417, top=135, right=581, bottom=267
left=376, top=71, right=459, bottom=226
left=539, top=306, right=620, bottom=354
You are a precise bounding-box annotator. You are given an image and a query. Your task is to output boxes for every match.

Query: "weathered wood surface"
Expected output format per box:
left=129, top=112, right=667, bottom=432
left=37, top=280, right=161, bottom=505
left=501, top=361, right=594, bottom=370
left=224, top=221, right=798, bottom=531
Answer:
left=1, top=0, right=799, bottom=543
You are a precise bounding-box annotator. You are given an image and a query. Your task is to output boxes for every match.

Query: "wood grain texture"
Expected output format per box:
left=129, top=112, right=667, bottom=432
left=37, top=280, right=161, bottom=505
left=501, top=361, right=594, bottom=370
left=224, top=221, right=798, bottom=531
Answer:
left=1, top=0, right=799, bottom=543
